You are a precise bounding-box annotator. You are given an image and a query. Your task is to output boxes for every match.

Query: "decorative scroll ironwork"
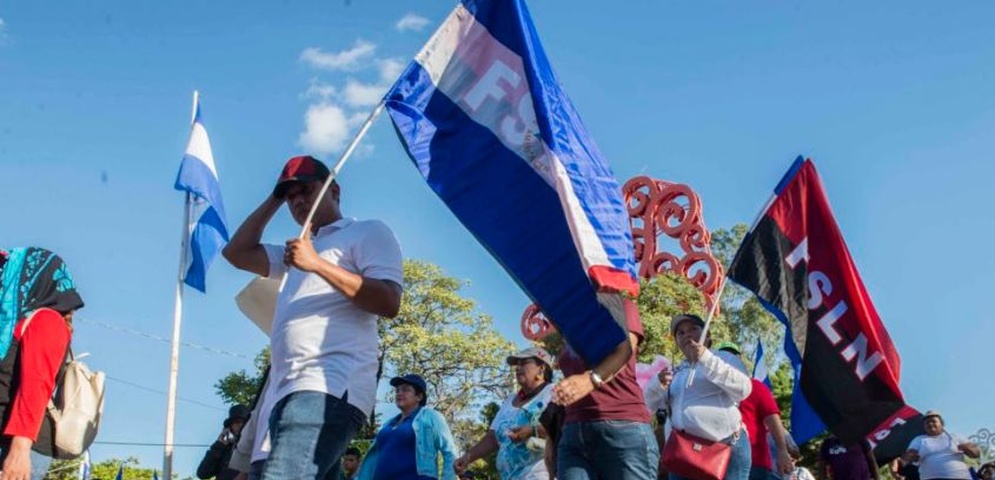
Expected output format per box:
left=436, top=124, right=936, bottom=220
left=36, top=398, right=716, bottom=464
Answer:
left=622, top=175, right=723, bottom=309
left=520, top=175, right=724, bottom=341
left=969, top=428, right=995, bottom=463
left=520, top=303, right=556, bottom=341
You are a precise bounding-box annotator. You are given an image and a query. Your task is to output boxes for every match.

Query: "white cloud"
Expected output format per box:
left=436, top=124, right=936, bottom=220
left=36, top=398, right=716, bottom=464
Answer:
left=299, top=40, right=376, bottom=71
left=347, top=112, right=367, bottom=128
left=343, top=79, right=387, bottom=108
left=378, top=58, right=405, bottom=83
left=302, top=80, right=336, bottom=101
left=395, top=13, right=430, bottom=32
left=299, top=103, right=351, bottom=155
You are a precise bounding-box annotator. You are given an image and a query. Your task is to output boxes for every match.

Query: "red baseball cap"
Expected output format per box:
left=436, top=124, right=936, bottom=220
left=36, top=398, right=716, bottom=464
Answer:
left=273, top=155, right=331, bottom=199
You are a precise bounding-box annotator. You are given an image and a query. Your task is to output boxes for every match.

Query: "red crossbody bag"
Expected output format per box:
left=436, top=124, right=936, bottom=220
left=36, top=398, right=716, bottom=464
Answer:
left=660, top=383, right=732, bottom=480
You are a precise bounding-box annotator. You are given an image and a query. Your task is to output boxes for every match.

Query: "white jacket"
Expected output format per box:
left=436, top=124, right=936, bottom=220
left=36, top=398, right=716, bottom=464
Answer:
left=644, top=349, right=751, bottom=442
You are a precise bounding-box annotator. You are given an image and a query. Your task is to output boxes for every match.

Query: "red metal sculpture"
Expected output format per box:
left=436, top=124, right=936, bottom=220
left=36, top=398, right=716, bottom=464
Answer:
left=622, top=176, right=723, bottom=308
left=520, top=176, right=722, bottom=341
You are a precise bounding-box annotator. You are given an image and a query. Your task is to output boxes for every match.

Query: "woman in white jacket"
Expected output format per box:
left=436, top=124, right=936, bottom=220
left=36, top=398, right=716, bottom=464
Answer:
left=645, top=314, right=752, bottom=480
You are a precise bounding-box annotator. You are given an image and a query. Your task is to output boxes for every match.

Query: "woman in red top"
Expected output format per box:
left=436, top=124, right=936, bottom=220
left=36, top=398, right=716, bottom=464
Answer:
left=0, top=248, right=84, bottom=480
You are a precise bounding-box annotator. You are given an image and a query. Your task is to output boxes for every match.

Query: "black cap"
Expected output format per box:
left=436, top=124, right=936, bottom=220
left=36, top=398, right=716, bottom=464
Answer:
left=273, top=155, right=331, bottom=199
left=228, top=404, right=250, bottom=423
left=390, top=374, right=429, bottom=406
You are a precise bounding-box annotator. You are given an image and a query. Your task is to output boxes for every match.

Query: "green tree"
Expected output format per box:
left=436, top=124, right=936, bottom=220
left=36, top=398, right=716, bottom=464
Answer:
left=47, top=456, right=197, bottom=480
left=214, top=347, right=269, bottom=407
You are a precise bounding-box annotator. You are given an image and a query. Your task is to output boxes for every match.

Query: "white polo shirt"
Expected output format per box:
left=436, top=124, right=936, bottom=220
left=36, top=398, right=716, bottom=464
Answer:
left=263, top=217, right=403, bottom=417
left=908, top=432, right=972, bottom=480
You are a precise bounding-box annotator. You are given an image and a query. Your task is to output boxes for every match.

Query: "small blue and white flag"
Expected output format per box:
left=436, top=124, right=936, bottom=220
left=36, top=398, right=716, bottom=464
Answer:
left=114, top=464, right=124, bottom=480
left=752, top=340, right=773, bottom=389
left=385, top=0, right=638, bottom=364
left=174, top=93, right=229, bottom=293
left=153, top=470, right=160, bottom=480
left=78, top=450, right=92, bottom=480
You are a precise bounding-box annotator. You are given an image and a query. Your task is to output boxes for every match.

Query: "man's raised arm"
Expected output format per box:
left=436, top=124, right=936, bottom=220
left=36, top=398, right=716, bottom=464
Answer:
left=223, top=195, right=282, bottom=277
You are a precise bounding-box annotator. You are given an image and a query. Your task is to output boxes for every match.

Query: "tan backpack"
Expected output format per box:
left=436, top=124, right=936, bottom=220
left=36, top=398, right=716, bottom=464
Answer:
left=32, top=349, right=106, bottom=459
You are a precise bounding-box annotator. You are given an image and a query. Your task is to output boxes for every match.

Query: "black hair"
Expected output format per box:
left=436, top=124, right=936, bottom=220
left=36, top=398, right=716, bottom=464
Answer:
left=344, top=447, right=361, bottom=458
left=540, top=363, right=554, bottom=383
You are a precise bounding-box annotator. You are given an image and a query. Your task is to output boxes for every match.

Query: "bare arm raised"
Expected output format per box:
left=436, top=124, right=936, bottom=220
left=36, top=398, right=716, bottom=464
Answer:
left=222, top=195, right=283, bottom=277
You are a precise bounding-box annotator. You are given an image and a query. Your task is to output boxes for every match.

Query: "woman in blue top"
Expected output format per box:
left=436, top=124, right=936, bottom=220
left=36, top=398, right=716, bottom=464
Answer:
left=357, top=374, right=458, bottom=480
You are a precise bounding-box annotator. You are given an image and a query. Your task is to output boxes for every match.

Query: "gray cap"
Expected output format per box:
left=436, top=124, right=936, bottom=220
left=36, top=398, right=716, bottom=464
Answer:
left=670, top=313, right=705, bottom=335
left=506, top=347, right=554, bottom=369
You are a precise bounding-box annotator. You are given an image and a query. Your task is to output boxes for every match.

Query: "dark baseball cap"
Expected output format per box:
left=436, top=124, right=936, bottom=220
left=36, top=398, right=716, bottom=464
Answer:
left=273, top=155, right=330, bottom=199
left=390, top=374, right=429, bottom=406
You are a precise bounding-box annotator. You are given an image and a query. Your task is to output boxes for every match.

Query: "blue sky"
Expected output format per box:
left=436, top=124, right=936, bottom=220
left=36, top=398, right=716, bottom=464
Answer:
left=2, top=0, right=994, bottom=474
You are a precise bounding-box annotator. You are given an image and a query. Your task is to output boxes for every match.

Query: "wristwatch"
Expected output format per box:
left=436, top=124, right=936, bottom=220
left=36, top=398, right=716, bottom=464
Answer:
left=589, top=370, right=605, bottom=390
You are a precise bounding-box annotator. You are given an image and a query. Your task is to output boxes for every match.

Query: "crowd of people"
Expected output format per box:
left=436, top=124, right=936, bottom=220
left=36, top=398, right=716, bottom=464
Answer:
left=1, top=155, right=991, bottom=480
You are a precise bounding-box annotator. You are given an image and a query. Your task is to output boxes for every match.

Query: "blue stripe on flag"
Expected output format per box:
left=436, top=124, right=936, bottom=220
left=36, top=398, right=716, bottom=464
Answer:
left=755, top=295, right=826, bottom=443
left=387, top=59, right=627, bottom=364
left=184, top=205, right=227, bottom=293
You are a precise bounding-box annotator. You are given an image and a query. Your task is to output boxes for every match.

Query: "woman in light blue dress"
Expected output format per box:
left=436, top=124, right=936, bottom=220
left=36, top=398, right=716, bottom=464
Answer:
left=456, top=347, right=555, bottom=480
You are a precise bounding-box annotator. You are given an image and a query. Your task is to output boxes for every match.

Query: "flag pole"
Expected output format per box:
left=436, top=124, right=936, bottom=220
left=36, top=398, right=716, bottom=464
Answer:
left=277, top=100, right=387, bottom=291
left=163, top=90, right=198, bottom=479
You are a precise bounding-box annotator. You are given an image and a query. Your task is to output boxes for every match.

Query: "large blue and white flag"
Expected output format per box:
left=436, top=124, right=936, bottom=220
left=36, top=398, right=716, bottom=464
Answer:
left=385, top=0, right=638, bottom=364
left=174, top=95, right=229, bottom=293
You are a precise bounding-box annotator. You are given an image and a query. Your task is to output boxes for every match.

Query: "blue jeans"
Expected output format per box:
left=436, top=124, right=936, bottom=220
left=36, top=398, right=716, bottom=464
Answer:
left=669, top=431, right=751, bottom=480
left=261, top=391, right=367, bottom=480
left=558, top=420, right=659, bottom=480
left=249, top=460, right=265, bottom=480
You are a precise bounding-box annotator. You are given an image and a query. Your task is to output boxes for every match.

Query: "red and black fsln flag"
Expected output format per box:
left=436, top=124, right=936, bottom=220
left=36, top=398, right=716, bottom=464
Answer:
left=728, top=157, right=919, bottom=450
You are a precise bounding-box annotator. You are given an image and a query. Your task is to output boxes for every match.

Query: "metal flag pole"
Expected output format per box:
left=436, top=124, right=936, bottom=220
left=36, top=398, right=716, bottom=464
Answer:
left=277, top=100, right=387, bottom=291
left=163, top=90, right=198, bottom=480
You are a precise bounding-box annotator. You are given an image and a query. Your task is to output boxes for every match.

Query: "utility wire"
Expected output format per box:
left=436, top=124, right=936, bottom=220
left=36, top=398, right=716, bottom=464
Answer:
left=106, top=376, right=226, bottom=412
left=76, top=315, right=255, bottom=361
left=94, top=441, right=210, bottom=448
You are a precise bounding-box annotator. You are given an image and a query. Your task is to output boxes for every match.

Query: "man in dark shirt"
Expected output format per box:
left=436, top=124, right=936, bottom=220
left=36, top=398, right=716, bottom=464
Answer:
left=818, top=436, right=879, bottom=480
left=197, top=404, right=250, bottom=480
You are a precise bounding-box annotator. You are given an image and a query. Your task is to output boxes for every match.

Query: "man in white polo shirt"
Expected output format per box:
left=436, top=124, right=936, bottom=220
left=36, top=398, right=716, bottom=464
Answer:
left=223, top=155, right=404, bottom=480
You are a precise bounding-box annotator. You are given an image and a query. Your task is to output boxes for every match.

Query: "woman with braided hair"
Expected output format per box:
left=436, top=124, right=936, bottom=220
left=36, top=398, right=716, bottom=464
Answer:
left=0, top=248, right=85, bottom=480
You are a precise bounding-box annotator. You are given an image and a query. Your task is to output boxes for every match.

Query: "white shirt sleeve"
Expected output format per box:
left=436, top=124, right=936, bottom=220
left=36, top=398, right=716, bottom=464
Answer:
left=907, top=435, right=923, bottom=452
left=699, top=350, right=752, bottom=401
left=354, top=221, right=404, bottom=285
left=262, top=244, right=287, bottom=279
left=644, top=378, right=669, bottom=412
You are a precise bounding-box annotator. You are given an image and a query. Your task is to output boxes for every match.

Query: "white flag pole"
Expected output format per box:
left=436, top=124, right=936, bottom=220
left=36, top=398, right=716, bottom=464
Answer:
left=277, top=100, right=386, bottom=291
left=163, top=90, right=198, bottom=480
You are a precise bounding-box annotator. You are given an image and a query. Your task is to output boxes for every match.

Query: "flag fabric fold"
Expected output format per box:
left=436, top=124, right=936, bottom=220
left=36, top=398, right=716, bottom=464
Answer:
left=728, top=157, right=906, bottom=445
left=384, top=0, right=638, bottom=364
left=174, top=96, right=229, bottom=293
